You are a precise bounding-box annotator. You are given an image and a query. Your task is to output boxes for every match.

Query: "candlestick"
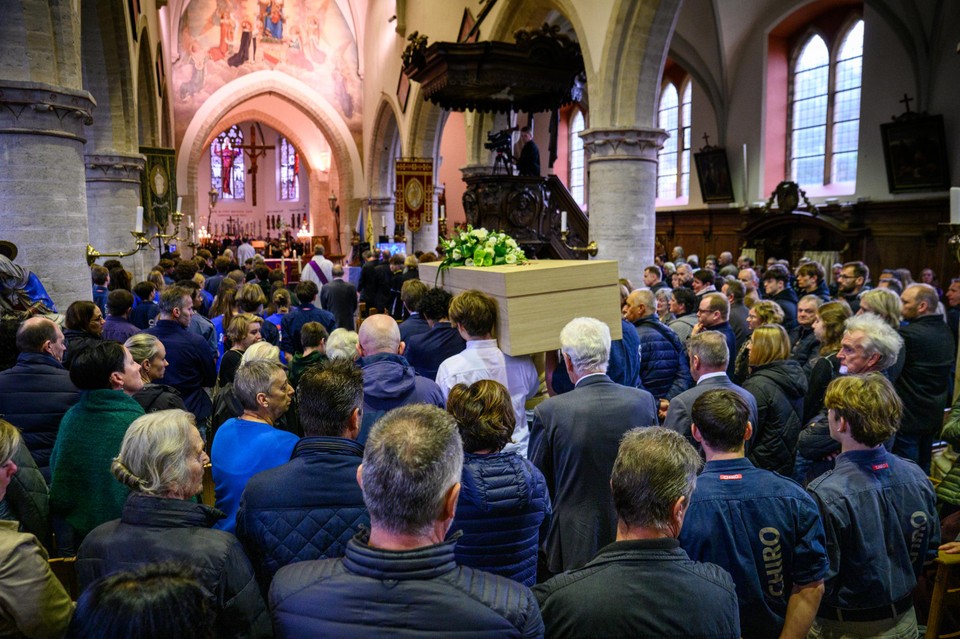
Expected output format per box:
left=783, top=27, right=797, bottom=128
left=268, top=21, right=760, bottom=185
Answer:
left=176, top=196, right=182, bottom=213
left=135, top=206, right=143, bottom=233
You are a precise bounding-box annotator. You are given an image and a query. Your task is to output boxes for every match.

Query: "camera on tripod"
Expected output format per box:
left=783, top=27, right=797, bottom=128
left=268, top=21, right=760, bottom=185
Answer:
left=484, top=127, right=517, bottom=155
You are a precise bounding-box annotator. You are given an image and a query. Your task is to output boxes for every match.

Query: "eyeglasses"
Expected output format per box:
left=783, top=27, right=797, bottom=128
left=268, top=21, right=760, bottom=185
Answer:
left=696, top=308, right=715, bottom=315
left=837, top=274, right=856, bottom=280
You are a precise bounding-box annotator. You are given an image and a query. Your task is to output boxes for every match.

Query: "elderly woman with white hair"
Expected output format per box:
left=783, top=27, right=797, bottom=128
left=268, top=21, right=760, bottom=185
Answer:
left=76, top=410, right=269, bottom=638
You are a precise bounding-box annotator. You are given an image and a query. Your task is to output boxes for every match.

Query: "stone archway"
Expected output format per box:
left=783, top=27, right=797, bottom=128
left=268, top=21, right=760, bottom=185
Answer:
left=178, top=71, right=364, bottom=254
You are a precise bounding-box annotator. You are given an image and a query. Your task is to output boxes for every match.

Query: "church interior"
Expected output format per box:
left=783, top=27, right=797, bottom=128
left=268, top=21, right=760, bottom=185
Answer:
left=1, top=0, right=958, bottom=311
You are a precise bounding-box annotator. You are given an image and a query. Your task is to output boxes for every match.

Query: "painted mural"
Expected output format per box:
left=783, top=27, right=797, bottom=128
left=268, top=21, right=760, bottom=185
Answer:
left=172, top=0, right=361, bottom=143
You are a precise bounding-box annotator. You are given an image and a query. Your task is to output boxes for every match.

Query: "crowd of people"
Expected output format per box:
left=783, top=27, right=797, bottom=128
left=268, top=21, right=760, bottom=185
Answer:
left=0, top=240, right=958, bottom=638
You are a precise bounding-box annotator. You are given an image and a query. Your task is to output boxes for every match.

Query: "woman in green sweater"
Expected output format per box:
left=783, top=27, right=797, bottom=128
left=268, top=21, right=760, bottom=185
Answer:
left=49, top=341, right=144, bottom=555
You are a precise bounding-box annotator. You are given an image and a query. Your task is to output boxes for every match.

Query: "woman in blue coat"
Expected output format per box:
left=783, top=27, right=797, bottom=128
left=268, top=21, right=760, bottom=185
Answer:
left=446, top=380, right=551, bottom=587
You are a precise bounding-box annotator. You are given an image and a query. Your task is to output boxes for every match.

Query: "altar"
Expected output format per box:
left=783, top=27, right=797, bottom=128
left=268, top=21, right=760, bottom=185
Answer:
left=419, top=260, right=621, bottom=357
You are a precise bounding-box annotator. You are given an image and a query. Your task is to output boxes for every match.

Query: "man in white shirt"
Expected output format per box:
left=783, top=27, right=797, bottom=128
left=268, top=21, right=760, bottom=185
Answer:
left=300, top=245, right=334, bottom=303
left=436, top=289, right=538, bottom=457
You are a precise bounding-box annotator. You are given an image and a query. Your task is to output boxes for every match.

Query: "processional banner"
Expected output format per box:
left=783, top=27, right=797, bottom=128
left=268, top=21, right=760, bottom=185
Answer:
left=395, top=159, right=433, bottom=233
left=140, top=147, right=177, bottom=229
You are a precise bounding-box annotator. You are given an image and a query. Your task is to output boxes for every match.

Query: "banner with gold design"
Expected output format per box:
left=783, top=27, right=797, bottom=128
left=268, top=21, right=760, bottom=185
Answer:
left=140, top=147, right=177, bottom=230
left=395, top=159, right=433, bottom=233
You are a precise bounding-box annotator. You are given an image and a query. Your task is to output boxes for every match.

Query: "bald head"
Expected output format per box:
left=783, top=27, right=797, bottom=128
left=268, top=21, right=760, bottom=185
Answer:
left=17, top=317, right=66, bottom=361
left=358, top=314, right=402, bottom=355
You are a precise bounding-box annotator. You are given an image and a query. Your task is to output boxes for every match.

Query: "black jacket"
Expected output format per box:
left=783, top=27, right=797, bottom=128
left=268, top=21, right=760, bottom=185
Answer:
left=768, top=288, right=799, bottom=331
left=896, top=314, right=955, bottom=435
left=269, top=533, right=544, bottom=638
left=790, top=325, right=820, bottom=371
left=78, top=494, right=271, bottom=639
left=0, top=352, right=79, bottom=478
left=743, top=359, right=808, bottom=476
left=131, top=382, right=187, bottom=413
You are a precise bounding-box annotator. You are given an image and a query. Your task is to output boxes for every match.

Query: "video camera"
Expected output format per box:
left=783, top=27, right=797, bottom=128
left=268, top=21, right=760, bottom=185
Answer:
left=484, top=127, right=518, bottom=155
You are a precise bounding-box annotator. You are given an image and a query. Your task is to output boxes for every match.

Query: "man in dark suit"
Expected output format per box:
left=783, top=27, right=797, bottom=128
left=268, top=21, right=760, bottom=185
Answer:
left=662, top=331, right=758, bottom=444
left=320, top=264, right=358, bottom=330
left=530, top=317, right=658, bottom=575
left=516, top=126, right=540, bottom=177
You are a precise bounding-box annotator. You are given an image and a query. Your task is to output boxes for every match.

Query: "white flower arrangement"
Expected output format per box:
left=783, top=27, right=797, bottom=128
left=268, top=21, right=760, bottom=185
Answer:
left=438, top=225, right=526, bottom=274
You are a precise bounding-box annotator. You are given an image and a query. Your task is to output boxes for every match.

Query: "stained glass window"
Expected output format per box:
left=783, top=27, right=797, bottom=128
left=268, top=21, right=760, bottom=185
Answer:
left=569, top=110, right=586, bottom=208
left=210, top=125, right=245, bottom=200
left=279, top=136, right=300, bottom=201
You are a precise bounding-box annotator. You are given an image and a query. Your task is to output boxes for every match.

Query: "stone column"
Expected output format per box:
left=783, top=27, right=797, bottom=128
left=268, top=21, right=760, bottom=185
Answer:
left=0, top=0, right=95, bottom=309
left=581, top=127, right=667, bottom=284
left=85, top=153, right=148, bottom=281
left=0, top=83, right=96, bottom=309
left=367, top=196, right=396, bottom=246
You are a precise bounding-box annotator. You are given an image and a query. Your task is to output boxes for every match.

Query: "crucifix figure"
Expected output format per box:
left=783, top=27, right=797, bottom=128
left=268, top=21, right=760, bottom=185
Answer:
left=899, top=93, right=913, bottom=113
left=224, top=215, right=241, bottom=236
left=236, top=124, right=275, bottom=206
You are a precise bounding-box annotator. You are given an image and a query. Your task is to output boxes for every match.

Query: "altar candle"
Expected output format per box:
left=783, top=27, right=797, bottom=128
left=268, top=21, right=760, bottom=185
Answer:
left=381, top=215, right=386, bottom=228
left=135, top=206, right=143, bottom=233
left=951, top=187, right=960, bottom=225
left=176, top=196, right=182, bottom=213
left=560, top=210, right=567, bottom=233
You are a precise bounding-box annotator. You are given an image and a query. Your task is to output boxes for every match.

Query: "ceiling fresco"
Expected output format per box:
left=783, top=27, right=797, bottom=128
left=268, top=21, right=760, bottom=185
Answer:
left=172, top=0, right=362, bottom=143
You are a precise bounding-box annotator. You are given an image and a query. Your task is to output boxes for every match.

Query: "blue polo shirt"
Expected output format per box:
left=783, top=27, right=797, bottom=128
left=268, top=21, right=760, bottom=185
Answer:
left=807, top=448, right=939, bottom=613
left=679, top=457, right=828, bottom=639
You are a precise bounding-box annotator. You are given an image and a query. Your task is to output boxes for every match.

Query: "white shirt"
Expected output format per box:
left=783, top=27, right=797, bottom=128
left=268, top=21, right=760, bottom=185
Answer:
left=237, top=242, right=256, bottom=264
left=436, top=339, right=539, bottom=458
left=300, top=256, right=334, bottom=305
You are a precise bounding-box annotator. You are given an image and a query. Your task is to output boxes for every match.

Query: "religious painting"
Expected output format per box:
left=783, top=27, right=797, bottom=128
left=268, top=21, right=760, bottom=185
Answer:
left=693, top=148, right=735, bottom=203
left=172, top=0, right=363, bottom=143
left=458, top=9, right=478, bottom=43
left=141, top=147, right=177, bottom=229
left=880, top=114, right=950, bottom=193
left=395, top=159, right=433, bottom=233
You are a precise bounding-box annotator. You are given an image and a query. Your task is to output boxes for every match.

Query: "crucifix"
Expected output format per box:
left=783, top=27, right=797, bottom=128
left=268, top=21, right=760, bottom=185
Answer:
left=224, top=215, right=241, bottom=236
left=899, top=93, right=913, bottom=113
left=237, top=124, right=275, bottom=206
left=701, top=132, right=711, bottom=146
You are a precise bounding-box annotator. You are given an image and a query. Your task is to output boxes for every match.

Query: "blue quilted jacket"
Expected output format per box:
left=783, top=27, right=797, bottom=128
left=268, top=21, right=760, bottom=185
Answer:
left=631, top=315, right=693, bottom=401
left=236, top=436, right=369, bottom=591
left=448, top=451, right=552, bottom=587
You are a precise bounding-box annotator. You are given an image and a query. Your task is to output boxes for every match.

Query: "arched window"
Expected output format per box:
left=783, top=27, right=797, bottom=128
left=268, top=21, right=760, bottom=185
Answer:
left=569, top=109, right=586, bottom=208
left=657, top=79, right=691, bottom=200
left=210, top=125, right=245, bottom=200
left=789, top=20, right=863, bottom=186
left=831, top=20, right=863, bottom=183
left=278, top=136, right=300, bottom=201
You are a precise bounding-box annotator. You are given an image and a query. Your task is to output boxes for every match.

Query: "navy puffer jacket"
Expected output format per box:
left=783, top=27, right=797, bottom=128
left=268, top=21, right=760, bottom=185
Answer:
left=0, top=353, right=79, bottom=478
left=632, top=315, right=693, bottom=401
left=448, top=452, right=551, bottom=587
